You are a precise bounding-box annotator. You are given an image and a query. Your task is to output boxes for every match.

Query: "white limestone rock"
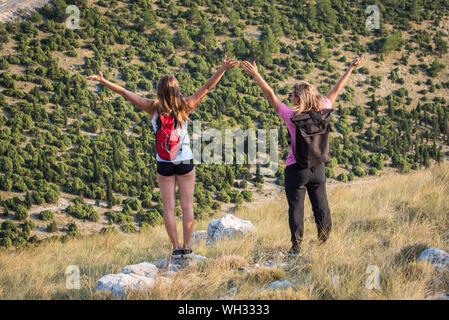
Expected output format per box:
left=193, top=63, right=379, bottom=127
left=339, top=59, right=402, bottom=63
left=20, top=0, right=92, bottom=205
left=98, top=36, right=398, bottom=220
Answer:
left=417, top=248, right=449, bottom=271
left=207, top=214, right=255, bottom=244
left=266, top=280, right=293, bottom=290
left=95, top=273, right=155, bottom=299
left=121, top=262, right=158, bottom=278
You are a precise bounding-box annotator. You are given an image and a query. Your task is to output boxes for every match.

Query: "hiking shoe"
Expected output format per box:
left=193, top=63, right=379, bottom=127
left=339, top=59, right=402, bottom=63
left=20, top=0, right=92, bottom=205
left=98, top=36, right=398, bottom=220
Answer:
left=182, top=248, right=194, bottom=257
left=287, top=246, right=301, bottom=257
left=171, top=248, right=184, bottom=258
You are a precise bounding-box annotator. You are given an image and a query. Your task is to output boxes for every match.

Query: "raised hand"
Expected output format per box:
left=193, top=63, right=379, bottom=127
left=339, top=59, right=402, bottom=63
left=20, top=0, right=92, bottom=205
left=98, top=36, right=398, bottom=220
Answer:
left=220, top=55, right=239, bottom=71
left=241, top=60, right=259, bottom=77
left=87, top=71, right=105, bottom=82
left=351, top=54, right=366, bottom=69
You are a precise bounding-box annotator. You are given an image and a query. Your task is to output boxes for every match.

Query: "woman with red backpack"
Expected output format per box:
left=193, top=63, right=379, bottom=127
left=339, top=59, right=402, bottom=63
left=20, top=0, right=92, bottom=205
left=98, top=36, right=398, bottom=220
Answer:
left=242, top=54, right=365, bottom=255
left=88, top=56, right=239, bottom=257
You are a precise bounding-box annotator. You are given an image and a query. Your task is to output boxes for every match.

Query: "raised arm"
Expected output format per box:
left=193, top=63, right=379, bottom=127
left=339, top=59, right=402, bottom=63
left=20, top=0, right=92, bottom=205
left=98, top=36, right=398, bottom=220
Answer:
left=185, top=55, right=239, bottom=112
left=326, top=54, right=366, bottom=105
left=241, top=60, right=281, bottom=113
left=87, top=71, right=155, bottom=116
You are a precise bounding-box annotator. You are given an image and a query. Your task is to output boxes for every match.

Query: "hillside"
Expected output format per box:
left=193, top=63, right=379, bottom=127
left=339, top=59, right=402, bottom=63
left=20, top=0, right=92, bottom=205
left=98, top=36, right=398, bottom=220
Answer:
left=0, top=164, right=448, bottom=299
left=0, top=0, right=449, bottom=249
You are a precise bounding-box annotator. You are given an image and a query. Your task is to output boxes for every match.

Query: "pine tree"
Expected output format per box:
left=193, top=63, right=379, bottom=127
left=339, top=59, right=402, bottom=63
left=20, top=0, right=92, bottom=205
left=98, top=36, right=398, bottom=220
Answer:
left=106, top=175, right=113, bottom=209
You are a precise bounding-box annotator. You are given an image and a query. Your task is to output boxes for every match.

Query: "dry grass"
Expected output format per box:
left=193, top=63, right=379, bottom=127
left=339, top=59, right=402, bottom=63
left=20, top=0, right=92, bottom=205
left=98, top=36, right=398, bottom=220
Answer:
left=1, top=164, right=449, bottom=300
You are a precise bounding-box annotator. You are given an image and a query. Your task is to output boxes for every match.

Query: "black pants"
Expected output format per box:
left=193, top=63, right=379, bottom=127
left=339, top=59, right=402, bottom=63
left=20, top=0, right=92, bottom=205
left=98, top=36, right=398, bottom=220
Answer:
left=284, top=163, right=332, bottom=249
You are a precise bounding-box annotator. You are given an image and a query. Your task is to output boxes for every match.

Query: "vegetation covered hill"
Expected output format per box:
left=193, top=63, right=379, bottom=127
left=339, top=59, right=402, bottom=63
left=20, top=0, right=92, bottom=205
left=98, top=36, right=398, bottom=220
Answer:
left=0, top=0, right=448, bottom=248
left=0, top=164, right=448, bottom=299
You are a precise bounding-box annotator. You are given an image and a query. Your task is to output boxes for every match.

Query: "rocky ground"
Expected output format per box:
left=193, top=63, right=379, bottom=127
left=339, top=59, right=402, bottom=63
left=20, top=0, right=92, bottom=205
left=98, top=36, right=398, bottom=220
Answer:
left=0, top=0, right=50, bottom=23
left=94, top=213, right=449, bottom=300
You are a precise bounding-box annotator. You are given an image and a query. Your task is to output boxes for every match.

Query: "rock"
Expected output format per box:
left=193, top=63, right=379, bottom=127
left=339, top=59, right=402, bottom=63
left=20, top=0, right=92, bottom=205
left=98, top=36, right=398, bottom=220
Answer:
left=426, top=293, right=449, bottom=300
left=207, top=214, right=255, bottom=244
left=95, top=273, right=155, bottom=299
left=191, top=230, right=208, bottom=244
left=152, top=258, right=180, bottom=273
left=417, top=248, right=449, bottom=271
left=158, top=276, right=173, bottom=287
left=152, top=254, right=208, bottom=273
left=266, top=280, right=292, bottom=290
left=121, top=262, right=158, bottom=278
left=162, top=270, right=177, bottom=277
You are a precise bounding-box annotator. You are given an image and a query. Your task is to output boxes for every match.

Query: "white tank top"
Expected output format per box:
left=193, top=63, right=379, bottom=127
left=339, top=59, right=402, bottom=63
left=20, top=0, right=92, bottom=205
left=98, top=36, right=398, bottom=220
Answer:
left=151, top=113, right=193, bottom=163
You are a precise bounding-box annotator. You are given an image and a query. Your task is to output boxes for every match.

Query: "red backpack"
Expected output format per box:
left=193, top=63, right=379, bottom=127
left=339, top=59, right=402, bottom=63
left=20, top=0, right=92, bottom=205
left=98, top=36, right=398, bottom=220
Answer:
left=155, top=113, right=180, bottom=161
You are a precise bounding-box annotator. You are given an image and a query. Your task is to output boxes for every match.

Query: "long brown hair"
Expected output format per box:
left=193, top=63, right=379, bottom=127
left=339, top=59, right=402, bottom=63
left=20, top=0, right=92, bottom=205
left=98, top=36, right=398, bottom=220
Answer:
left=154, top=75, right=189, bottom=128
left=292, top=81, right=324, bottom=115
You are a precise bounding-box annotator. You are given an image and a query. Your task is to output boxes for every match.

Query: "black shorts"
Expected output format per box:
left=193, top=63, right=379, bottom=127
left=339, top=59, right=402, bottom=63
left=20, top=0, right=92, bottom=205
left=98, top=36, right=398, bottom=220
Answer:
left=157, top=159, right=194, bottom=176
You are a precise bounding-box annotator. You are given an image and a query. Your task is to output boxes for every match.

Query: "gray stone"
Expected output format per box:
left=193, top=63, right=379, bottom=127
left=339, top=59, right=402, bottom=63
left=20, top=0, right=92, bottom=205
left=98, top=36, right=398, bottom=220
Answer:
left=152, top=258, right=180, bottom=272
left=417, top=248, right=449, bottom=271
left=207, top=214, right=255, bottom=244
left=121, top=262, right=158, bottom=278
left=266, top=280, right=292, bottom=290
left=191, top=230, right=208, bottom=244
left=426, top=293, right=449, bottom=300
left=152, top=254, right=208, bottom=273
left=95, top=273, right=155, bottom=299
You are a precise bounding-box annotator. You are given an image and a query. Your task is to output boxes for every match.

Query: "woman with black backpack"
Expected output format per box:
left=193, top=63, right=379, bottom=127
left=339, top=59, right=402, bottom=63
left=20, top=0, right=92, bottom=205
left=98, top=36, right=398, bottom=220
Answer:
left=88, top=56, right=239, bottom=257
left=242, top=54, right=365, bottom=255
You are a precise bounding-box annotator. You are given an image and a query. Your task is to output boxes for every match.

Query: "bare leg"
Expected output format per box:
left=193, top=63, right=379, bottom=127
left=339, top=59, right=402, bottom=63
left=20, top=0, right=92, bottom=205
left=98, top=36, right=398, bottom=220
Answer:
left=176, top=168, right=195, bottom=249
left=157, top=173, right=180, bottom=250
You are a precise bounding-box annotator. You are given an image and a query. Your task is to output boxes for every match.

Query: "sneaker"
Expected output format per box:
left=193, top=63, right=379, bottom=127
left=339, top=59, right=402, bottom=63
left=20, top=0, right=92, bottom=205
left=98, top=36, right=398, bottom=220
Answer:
left=182, top=248, right=194, bottom=257
left=171, top=248, right=184, bottom=258
left=287, top=246, right=301, bottom=257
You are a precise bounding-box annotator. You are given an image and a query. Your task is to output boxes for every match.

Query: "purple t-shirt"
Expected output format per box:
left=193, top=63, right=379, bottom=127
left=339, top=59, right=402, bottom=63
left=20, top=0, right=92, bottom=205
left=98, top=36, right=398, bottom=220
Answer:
left=277, top=97, right=333, bottom=167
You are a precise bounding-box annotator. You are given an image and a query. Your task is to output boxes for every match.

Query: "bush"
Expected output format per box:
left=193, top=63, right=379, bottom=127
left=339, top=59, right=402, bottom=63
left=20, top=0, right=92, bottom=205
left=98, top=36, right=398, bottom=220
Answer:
left=353, top=167, right=366, bottom=178
left=46, top=220, right=58, bottom=233
left=100, top=226, right=118, bottom=235
left=348, top=172, right=355, bottom=181
left=39, top=210, right=54, bottom=221
left=121, top=223, right=138, bottom=233
left=105, top=211, right=133, bottom=224
left=14, top=205, right=29, bottom=221
left=241, top=190, right=253, bottom=202
left=137, top=208, right=163, bottom=227
left=23, top=220, right=36, bottom=232
left=66, top=203, right=99, bottom=222
left=67, top=222, right=80, bottom=237
left=0, top=236, right=12, bottom=248
left=337, top=173, right=348, bottom=182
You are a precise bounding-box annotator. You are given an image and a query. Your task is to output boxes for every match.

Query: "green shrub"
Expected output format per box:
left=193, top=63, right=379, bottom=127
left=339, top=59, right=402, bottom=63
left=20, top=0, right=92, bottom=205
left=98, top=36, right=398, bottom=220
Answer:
left=15, top=205, right=29, bottom=221
left=46, top=220, right=58, bottom=233
left=100, top=226, right=118, bottom=235
left=337, top=173, right=348, bottom=182
left=121, top=223, right=138, bottom=233
left=242, top=190, right=253, bottom=202
left=353, top=167, right=366, bottom=177
left=137, top=208, right=163, bottom=227
left=39, top=210, right=54, bottom=221
left=1, top=236, right=12, bottom=248
left=23, top=220, right=36, bottom=232
left=67, top=222, right=80, bottom=237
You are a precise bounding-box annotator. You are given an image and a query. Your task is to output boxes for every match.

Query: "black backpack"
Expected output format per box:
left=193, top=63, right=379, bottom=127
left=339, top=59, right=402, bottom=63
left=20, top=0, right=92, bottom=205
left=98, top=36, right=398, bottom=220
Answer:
left=287, top=109, right=333, bottom=169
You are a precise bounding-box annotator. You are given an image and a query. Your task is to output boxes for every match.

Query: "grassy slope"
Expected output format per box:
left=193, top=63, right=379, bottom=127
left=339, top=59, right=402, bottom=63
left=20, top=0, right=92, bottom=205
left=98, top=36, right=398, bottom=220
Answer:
left=0, top=163, right=448, bottom=299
